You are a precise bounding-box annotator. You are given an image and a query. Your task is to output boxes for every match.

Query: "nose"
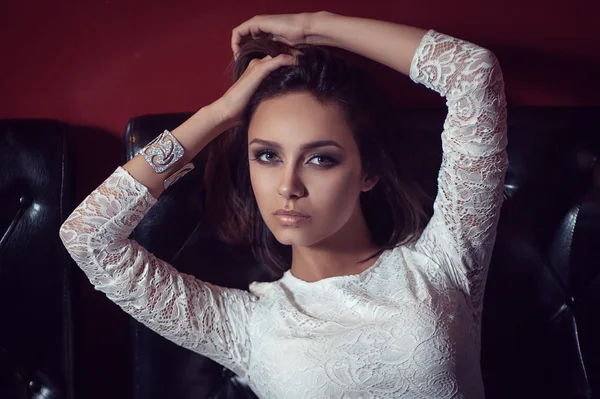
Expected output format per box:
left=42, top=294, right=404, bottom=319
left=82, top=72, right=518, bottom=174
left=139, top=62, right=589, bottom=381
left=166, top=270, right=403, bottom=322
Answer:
left=277, top=165, right=306, bottom=200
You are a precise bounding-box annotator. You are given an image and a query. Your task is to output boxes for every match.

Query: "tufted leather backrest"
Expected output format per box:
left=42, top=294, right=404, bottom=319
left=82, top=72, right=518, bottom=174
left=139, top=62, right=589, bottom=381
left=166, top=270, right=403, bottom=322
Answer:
left=0, top=119, right=76, bottom=399
left=479, top=107, right=600, bottom=399
left=124, top=106, right=599, bottom=399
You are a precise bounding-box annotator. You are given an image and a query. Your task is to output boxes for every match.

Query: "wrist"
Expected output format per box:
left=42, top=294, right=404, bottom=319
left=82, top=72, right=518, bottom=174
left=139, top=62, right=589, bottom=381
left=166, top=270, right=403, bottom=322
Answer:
left=197, top=100, right=237, bottom=132
left=170, top=103, right=233, bottom=163
left=306, top=11, right=338, bottom=46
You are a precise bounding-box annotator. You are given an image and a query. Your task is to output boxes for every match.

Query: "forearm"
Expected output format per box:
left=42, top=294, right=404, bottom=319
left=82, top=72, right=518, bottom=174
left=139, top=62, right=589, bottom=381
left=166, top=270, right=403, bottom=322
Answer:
left=307, top=11, right=428, bottom=76
left=122, top=102, right=234, bottom=199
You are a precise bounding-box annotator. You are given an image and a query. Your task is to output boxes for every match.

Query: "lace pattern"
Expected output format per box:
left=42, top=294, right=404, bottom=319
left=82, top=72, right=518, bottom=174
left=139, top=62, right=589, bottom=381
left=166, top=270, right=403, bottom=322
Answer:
left=248, top=246, right=483, bottom=398
left=59, top=28, right=508, bottom=398
left=409, top=29, right=508, bottom=324
left=59, top=167, right=258, bottom=379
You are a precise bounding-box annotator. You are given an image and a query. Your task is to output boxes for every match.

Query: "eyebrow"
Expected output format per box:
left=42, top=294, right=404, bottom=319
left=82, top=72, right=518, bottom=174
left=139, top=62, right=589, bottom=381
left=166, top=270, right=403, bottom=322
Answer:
left=248, top=138, right=345, bottom=152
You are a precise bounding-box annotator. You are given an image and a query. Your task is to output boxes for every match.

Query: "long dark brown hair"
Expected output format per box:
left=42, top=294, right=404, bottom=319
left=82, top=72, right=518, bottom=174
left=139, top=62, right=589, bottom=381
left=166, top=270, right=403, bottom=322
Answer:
left=203, top=38, right=432, bottom=278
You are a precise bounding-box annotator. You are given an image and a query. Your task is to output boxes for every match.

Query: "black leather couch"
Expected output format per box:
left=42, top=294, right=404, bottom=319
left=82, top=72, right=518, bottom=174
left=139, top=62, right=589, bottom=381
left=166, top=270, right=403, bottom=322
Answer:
left=1, top=106, right=598, bottom=399
left=123, top=106, right=599, bottom=399
left=0, top=119, right=76, bottom=399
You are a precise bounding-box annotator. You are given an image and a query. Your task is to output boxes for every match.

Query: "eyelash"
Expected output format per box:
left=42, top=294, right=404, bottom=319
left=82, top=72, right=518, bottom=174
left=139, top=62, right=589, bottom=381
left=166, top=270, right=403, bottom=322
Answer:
left=251, top=149, right=339, bottom=168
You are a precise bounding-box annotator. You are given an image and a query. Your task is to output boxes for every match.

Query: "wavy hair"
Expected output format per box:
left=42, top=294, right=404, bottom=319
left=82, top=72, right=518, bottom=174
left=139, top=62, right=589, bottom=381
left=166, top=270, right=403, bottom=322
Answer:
left=203, top=38, right=431, bottom=278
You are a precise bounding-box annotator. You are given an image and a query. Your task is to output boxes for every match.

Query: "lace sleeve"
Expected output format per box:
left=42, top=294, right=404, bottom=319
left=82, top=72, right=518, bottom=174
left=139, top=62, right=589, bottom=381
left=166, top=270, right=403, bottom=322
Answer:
left=58, top=166, right=257, bottom=379
left=409, top=30, right=509, bottom=314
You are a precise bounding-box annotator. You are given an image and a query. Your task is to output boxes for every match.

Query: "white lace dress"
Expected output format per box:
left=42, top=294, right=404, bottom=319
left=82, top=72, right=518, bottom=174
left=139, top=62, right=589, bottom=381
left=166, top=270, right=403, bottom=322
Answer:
left=59, top=29, right=508, bottom=399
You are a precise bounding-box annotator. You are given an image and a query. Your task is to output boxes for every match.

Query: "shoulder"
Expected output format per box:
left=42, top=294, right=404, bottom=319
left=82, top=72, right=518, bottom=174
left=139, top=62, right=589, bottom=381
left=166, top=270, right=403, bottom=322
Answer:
left=248, top=280, right=280, bottom=298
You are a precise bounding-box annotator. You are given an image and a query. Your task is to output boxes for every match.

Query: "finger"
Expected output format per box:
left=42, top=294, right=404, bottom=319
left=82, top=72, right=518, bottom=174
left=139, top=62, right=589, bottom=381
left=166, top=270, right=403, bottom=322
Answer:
left=231, top=22, right=252, bottom=60
left=270, top=34, right=291, bottom=46
left=231, top=17, right=260, bottom=59
left=250, top=25, right=266, bottom=39
left=233, top=27, right=265, bottom=59
left=258, top=54, right=297, bottom=73
left=247, top=55, right=272, bottom=69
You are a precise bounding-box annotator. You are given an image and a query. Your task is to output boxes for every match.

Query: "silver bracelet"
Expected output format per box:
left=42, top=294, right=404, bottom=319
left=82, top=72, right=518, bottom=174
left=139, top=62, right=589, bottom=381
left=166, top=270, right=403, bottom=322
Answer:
left=137, top=129, right=196, bottom=190
left=137, top=129, right=185, bottom=174
left=163, top=161, right=195, bottom=190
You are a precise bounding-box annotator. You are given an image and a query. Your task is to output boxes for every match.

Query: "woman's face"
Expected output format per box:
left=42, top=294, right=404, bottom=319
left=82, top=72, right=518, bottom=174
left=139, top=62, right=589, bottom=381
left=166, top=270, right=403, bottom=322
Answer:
left=248, top=91, right=377, bottom=247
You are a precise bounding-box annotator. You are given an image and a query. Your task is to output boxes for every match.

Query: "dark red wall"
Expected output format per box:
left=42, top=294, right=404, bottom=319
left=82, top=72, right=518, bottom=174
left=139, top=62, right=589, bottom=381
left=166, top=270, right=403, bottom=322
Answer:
left=1, top=1, right=598, bottom=398
left=2, top=0, right=599, bottom=193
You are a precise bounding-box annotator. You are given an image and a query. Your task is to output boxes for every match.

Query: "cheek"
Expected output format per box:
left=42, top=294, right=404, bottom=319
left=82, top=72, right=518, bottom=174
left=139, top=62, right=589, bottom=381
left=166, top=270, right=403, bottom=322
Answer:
left=249, top=165, right=276, bottom=206
left=309, top=168, right=362, bottom=213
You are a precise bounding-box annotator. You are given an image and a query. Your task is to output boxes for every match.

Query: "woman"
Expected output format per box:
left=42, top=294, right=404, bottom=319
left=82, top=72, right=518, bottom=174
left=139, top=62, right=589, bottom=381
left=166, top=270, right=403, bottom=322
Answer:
left=59, top=10, right=508, bottom=398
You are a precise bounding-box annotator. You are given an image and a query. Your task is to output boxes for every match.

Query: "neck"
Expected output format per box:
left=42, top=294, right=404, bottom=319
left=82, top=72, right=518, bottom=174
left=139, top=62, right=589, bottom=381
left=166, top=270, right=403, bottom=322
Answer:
left=289, top=204, right=383, bottom=283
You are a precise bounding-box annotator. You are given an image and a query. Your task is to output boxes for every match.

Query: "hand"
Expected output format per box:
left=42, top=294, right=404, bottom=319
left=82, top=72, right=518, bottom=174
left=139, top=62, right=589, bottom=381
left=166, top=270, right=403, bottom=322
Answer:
left=214, top=54, right=298, bottom=127
left=231, top=13, right=315, bottom=60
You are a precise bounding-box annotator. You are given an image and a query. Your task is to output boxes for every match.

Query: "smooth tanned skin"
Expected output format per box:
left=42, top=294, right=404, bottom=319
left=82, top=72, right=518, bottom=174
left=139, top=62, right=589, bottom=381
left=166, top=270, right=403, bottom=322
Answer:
left=248, top=91, right=382, bottom=283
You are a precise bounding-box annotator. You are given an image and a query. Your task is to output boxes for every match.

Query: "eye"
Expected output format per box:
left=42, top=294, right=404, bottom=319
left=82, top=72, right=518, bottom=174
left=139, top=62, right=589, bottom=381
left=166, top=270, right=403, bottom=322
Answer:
left=307, top=154, right=337, bottom=167
left=252, top=149, right=279, bottom=163
left=258, top=151, right=275, bottom=162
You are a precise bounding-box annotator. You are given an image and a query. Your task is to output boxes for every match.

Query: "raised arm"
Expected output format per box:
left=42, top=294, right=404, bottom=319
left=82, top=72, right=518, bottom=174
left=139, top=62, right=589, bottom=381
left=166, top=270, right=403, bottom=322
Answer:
left=58, top=52, right=299, bottom=378
left=60, top=102, right=251, bottom=377
left=307, top=13, right=508, bottom=313
left=59, top=164, right=258, bottom=379
left=408, top=31, right=508, bottom=311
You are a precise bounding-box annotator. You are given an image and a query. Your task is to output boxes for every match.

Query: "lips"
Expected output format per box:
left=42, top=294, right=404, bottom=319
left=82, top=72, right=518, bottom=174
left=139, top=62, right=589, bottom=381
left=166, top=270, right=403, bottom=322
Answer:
left=272, top=209, right=310, bottom=218
left=272, top=209, right=311, bottom=226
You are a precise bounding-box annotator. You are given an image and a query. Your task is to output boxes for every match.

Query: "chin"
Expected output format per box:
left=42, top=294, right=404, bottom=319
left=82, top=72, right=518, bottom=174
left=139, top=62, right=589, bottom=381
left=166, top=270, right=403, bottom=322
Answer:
left=271, top=230, right=305, bottom=246
left=270, top=228, right=318, bottom=247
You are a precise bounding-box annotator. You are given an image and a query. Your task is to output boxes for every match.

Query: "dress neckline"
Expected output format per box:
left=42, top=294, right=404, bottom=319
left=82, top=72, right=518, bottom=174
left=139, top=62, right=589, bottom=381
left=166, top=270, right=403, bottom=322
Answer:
left=281, top=247, right=393, bottom=287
